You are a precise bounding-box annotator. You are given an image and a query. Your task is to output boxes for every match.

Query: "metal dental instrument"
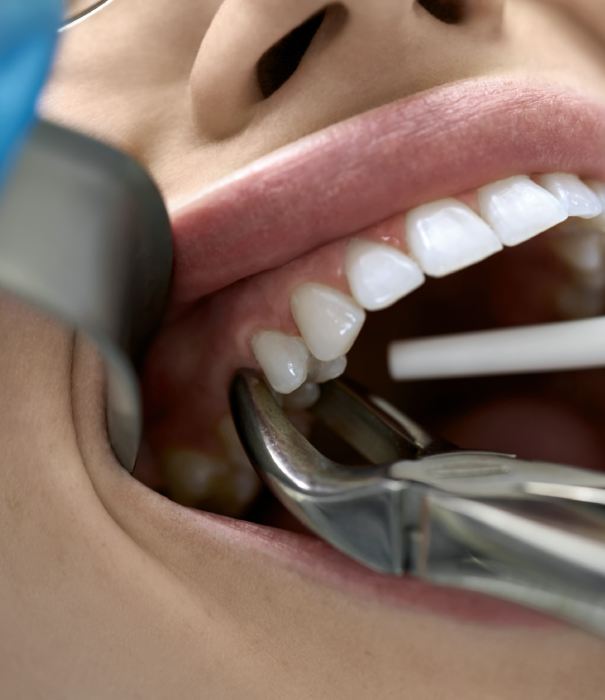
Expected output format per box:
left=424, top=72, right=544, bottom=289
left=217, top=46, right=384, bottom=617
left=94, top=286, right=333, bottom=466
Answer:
left=231, top=369, right=605, bottom=638
left=0, top=120, right=172, bottom=470
left=388, top=316, right=605, bottom=381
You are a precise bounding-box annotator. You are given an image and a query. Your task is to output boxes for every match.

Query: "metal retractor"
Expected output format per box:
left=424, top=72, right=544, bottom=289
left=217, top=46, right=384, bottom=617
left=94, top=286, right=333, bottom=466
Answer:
left=0, top=120, right=173, bottom=470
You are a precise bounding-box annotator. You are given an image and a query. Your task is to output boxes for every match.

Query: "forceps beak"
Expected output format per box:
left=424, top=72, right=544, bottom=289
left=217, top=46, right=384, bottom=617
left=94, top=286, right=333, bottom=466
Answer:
left=230, top=369, right=427, bottom=573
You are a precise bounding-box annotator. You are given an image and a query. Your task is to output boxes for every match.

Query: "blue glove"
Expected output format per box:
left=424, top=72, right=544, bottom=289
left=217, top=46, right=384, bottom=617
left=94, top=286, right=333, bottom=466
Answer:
left=0, top=0, right=62, bottom=188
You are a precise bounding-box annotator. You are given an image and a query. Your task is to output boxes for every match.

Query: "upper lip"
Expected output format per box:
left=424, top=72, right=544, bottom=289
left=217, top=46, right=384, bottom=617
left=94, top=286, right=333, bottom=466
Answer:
left=170, top=75, right=605, bottom=305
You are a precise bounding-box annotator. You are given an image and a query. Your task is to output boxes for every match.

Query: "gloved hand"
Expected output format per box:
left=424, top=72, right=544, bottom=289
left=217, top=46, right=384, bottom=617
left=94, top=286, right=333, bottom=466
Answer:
left=0, top=0, right=62, bottom=188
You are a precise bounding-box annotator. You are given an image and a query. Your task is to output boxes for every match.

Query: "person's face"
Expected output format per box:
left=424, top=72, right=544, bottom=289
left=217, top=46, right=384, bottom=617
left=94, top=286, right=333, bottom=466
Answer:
left=14, top=0, right=605, bottom=696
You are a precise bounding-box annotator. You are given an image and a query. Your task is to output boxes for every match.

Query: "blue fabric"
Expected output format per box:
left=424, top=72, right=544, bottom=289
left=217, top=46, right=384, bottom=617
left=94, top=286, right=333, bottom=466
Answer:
left=0, top=0, right=62, bottom=188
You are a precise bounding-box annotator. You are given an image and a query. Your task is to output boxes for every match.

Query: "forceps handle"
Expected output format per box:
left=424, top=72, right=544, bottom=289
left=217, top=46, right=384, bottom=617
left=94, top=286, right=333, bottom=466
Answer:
left=414, top=488, right=605, bottom=636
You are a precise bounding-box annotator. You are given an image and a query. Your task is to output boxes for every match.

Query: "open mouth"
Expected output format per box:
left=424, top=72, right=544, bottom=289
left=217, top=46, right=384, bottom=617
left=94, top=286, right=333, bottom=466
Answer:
left=136, top=76, right=605, bottom=625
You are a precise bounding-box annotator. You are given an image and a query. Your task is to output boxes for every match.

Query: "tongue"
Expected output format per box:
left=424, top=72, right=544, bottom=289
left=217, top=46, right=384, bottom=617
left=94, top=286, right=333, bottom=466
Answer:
left=442, top=396, right=605, bottom=472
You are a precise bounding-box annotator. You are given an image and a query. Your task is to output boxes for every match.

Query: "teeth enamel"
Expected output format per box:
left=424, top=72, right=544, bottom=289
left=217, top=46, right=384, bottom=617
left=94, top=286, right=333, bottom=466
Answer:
left=345, top=239, right=424, bottom=310
left=536, top=173, right=603, bottom=219
left=250, top=173, right=602, bottom=381
left=586, top=180, right=605, bottom=222
left=290, top=283, right=365, bottom=362
left=477, top=175, right=568, bottom=246
left=308, top=355, right=347, bottom=383
left=282, top=382, right=321, bottom=410
left=251, top=331, right=309, bottom=394
left=405, top=198, right=502, bottom=277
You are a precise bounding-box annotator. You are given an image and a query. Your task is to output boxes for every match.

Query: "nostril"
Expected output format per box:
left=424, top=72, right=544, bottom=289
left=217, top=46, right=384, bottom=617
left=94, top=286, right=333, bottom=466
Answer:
left=256, top=8, right=328, bottom=100
left=416, top=0, right=467, bottom=24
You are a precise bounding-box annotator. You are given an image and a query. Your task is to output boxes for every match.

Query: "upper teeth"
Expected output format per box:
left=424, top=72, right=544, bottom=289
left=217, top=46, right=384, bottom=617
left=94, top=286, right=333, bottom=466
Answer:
left=290, top=283, right=366, bottom=362
left=251, top=173, right=605, bottom=398
left=406, top=197, right=502, bottom=276
left=345, top=238, right=425, bottom=309
left=477, top=175, right=568, bottom=246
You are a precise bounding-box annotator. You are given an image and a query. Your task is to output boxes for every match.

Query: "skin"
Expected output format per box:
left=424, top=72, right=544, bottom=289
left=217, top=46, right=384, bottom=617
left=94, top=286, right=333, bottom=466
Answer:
left=2, top=0, right=605, bottom=696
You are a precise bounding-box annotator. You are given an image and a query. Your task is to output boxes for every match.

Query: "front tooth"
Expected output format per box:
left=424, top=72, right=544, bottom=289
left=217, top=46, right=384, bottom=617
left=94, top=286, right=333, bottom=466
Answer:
left=308, top=355, right=347, bottom=383
left=477, top=175, right=567, bottom=246
left=536, top=173, right=603, bottom=219
left=251, top=331, right=309, bottom=394
left=405, top=198, right=502, bottom=277
left=290, top=283, right=365, bottom=362
left=345, top=239, right=424, bottom=310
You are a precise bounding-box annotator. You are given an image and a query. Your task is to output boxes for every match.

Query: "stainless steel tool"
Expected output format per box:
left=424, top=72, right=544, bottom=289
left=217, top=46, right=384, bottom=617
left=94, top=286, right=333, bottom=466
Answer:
left=231, top=369, right=605, bottom=638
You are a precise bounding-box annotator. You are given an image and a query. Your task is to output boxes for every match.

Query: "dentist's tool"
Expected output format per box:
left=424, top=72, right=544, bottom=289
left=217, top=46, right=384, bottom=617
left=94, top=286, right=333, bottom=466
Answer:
left=231, top=369, right=605, bottom=639
left=388, top=317, right=605, bottom=381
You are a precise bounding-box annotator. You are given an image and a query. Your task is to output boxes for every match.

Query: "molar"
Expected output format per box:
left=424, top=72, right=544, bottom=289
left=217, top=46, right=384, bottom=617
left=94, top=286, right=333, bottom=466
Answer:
left=477, top=175, right=567, bottom=246
left=405, top=198, right=502, bottom=277
left=290, top=283, right=365, bottom=362
left=251, top=331, right=310, bottom=394
left=161, top=449, right=259, bottom=516
left=536, top=173, right=603, bottom=219
left=345, top=239, right=424, bottom=310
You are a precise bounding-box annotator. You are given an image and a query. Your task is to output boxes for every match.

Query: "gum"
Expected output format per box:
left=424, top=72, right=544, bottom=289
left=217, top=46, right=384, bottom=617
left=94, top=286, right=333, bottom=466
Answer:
left=142, top=214, right=408, bottom=455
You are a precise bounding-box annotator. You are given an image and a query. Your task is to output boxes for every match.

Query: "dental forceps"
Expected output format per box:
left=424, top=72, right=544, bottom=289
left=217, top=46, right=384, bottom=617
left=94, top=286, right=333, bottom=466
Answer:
left=231, top=369, right=605, bottom=638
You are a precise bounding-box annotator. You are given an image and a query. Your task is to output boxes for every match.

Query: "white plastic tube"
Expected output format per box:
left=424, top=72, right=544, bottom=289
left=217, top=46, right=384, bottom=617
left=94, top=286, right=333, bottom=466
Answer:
left=388, top=317, right=605, bottom=381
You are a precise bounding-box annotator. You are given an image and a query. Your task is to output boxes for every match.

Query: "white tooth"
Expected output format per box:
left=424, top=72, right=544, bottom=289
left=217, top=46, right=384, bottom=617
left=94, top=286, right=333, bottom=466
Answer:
left=405, top=198, right=502, bottom=278
left=477, top=175, right=567, bottom=246
left=536, top=173, right=603, bottom=219
left=585, top=180, right=605, bottom=222
left=290, top=284, right=365, bottom=362
left=251, top=331, right=309, bottom=394
left=282, top=382, right=321, bottom=410
left=345, top=239, right=424, bottom=310
left=308, top=355, right=347, bottom=383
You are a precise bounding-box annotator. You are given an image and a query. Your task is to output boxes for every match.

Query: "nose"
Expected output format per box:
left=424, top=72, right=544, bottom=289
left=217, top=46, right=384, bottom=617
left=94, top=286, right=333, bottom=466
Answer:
left=190, top=0, right=505, bottom=139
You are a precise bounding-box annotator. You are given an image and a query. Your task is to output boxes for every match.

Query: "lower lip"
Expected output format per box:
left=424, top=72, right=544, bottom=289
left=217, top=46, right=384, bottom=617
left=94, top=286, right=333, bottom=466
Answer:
left=194, top=509, right=555, bottom=628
